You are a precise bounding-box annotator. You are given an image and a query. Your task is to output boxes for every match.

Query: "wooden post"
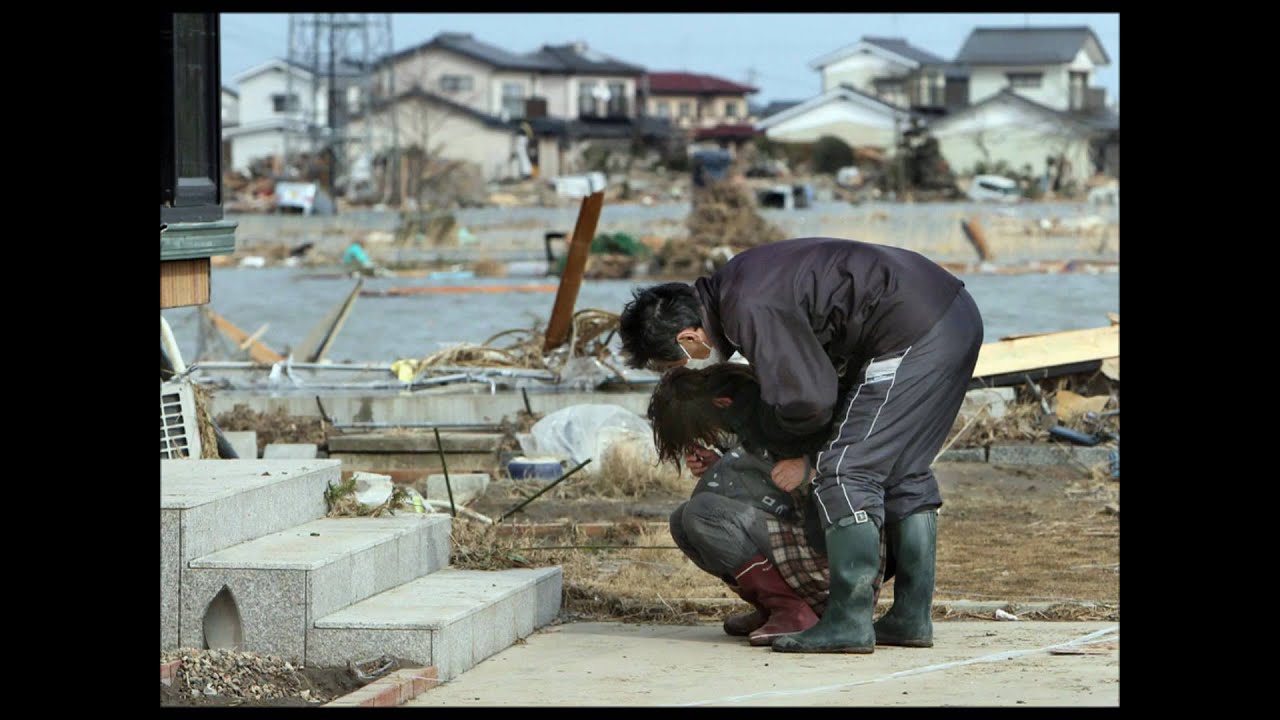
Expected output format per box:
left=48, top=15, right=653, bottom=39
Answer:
left=960, top=216, right=994, bottom=262
left=543, top=191, right=605, bottom=352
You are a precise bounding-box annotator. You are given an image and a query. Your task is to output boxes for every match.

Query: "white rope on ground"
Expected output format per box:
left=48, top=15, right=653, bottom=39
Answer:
left=674, top=624, right=1119, bottom=707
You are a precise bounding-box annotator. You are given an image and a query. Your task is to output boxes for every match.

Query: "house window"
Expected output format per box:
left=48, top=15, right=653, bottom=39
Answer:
left=439, top=74, right=473, bottom=93
left=607, top=81, right=627, bottom=116
left=578, top=83, right=598, bottom=117
left=655, top=101, right=670, bottom=118
left=873, top=78, right=906, bottom=106
left=1069, top=71, right=1088, bottom=110
left=501, top=82, right=526, bottom=119
left=272, top=93, right=300, bottom=113
left=678, top=101, right=691, bottom=117
left=1007, top=73, right=1043, bottom=89
left=724, top=101, right=738, bottom=118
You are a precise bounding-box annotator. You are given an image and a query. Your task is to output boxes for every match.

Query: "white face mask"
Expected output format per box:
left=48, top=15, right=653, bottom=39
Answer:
left=680, top=338, right=724, bottom=370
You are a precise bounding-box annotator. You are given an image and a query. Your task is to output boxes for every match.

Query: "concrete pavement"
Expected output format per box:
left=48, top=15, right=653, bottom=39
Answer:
left=405, top=620, right=1119, bottom=706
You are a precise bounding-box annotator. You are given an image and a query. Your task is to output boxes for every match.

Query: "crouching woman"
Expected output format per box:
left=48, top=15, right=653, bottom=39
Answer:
left=648, top=363, right=884, bottom=647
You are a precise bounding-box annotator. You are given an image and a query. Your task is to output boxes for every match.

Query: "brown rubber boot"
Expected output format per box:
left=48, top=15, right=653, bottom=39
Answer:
left=731, top=555, right=819, bottom=646
left=722, top=583, right=769, bottom=636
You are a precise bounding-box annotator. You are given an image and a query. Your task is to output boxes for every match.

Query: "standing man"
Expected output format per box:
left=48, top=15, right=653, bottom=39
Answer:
left=618, top=237, right=984, bottom=653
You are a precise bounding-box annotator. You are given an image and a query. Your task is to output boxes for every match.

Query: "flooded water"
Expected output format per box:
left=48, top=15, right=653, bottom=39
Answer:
left=162, top=267, right=1119, bottom=364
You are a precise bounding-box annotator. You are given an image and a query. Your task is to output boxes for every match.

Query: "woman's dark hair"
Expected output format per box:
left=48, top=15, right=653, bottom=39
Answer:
left=618, top=283, right=704, bottom=369
left=647, top=363, right=762, bottom=468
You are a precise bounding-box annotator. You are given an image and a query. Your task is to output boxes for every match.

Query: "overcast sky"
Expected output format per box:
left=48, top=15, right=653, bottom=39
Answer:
left=220, top=12, right=1119, bottom=106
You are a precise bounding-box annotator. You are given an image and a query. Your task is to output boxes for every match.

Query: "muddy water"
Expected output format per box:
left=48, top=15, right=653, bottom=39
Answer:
left=162, top=268, right=1119, bottom=364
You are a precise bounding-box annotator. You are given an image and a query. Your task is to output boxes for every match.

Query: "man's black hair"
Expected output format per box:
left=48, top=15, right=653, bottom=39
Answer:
left=618, top=282, right=703, bottom=369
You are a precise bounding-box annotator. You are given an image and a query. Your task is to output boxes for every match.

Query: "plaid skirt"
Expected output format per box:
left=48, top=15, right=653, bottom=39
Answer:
left=764, top=489, right=886, bottom=616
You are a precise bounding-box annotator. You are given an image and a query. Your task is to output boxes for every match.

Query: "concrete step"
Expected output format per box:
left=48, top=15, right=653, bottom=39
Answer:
left=161, top=459, right=341, bottom=651
left=179, top=514, right=452, bottom=661
left=309, top=567, right=562, bottom=681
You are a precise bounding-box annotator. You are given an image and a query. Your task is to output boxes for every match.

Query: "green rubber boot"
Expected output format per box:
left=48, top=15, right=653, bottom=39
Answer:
left=772, top=515, right=880, bottom=653
left=874, top=510, right=937, bottom=647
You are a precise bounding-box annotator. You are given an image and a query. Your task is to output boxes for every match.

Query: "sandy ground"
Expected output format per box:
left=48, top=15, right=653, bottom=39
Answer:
left=470, top=460, right=1120, bottom=609
left=406, top=620, right=1119, bottom=706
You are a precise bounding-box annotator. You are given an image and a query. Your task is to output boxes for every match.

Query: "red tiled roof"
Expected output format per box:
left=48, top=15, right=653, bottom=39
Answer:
left=693, top=124, right=760, bottom=140
left=645, top=72, right=758, bottom=95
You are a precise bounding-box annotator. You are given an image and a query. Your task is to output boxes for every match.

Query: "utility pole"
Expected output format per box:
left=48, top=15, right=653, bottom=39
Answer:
left=286, top=14, right=395, bottom=206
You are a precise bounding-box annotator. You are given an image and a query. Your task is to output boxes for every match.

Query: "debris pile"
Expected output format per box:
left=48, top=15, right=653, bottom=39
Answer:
left=215, top=405, right=330, bottom=457
left=160, top=648, right=361, bottom=705
left=656, top=182, right=786, bottom=276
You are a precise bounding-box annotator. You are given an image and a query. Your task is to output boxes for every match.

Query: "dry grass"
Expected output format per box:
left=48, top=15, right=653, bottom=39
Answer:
left=323, top=476, right=421, bottom=518
left=550, top=443, right=695, bottom=501
left=416, top=309, right=622, bottom=374
left=190, top=382, right=222, bottom=459
left=449, top=519, right=736, bottom=624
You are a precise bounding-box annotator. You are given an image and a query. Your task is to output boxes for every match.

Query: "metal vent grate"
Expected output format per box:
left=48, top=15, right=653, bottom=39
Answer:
left=161, top=381, right=202, bottom=459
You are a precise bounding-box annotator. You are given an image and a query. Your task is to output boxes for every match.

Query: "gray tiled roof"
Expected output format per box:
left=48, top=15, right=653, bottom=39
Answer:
left=386, top=32, right=555, bottom=71
left=524, top=44, right=645, bottom=75
left=862, top=37, right=948, bottom=66
left=758, top=100, right=802, bottom=119
left=955, top=26, right=1110, bottom=66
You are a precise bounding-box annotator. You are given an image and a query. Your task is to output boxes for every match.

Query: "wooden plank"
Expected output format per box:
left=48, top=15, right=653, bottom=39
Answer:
left=544, top=191, right=605, bottom=351
left=160, top=259, right=210, bottom=308
left=972, top=325, right=1119, bottom=380
left=329, top=452, right=498, bottom=474
left=969, top=360, right=1102, bottom=390
left=200, top=306, right=285, bottom=364
left=295, top=278, right=363, bottom=362
left=328, top=432, right=505, bottom=453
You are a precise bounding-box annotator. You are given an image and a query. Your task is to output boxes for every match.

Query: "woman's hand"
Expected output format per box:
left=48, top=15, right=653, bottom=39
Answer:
left=684, top=446, right=722, bottom=477
left=770, top=457, right=809, bottom=491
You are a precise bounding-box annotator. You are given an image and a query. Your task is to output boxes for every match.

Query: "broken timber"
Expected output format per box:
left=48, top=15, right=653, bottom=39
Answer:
left=970, top=322, right=1118, bottom=389
left=294, top=278, right=363, bottom=363
left=544, top=191, right=605, bottom=351
left=201, top=306, right=285, bottom=364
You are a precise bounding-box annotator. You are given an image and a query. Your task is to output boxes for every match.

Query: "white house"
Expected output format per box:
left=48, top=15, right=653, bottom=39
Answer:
left=927, top=89, right=1118, bottom=186
left=754, top=84, right=914, bottom=151
left=221, top=59, right=328, bottom=174
left=808, top=37, right=953, bottom=111
left=220, top=86, right=239, bottom=128
left=953, top=26, right=1111, bottom=112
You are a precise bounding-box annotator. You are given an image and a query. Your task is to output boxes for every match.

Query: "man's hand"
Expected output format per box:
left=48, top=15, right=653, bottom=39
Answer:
left=684, top=446, right=722, bottom=478
left=770, top=457, right=809, bottom=492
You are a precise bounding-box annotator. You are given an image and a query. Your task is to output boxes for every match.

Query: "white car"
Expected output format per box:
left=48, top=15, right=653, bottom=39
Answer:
left=967, top=175, right=1022, bottom=203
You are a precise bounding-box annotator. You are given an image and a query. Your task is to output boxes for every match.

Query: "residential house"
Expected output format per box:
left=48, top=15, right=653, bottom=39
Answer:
left=755, top=84, right=914, bottom=152
left=933, top=26, right=1118, bottom=182
left=222, top=58, right=371, bottom=176
left=954, top=26, right=1110, bottom=112
left=359, top=32, right=667, bottom=182
left=756, top=36, right=951, bottom=154
left=927, top=89, right=1118, bottom=187
left=221, top=86, right=239, bottom=128
left=221, top=86, right=239, bottom=171
left=808, top=37, right=960, bottom=114
left=642, top=72, right=758, bottom=151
